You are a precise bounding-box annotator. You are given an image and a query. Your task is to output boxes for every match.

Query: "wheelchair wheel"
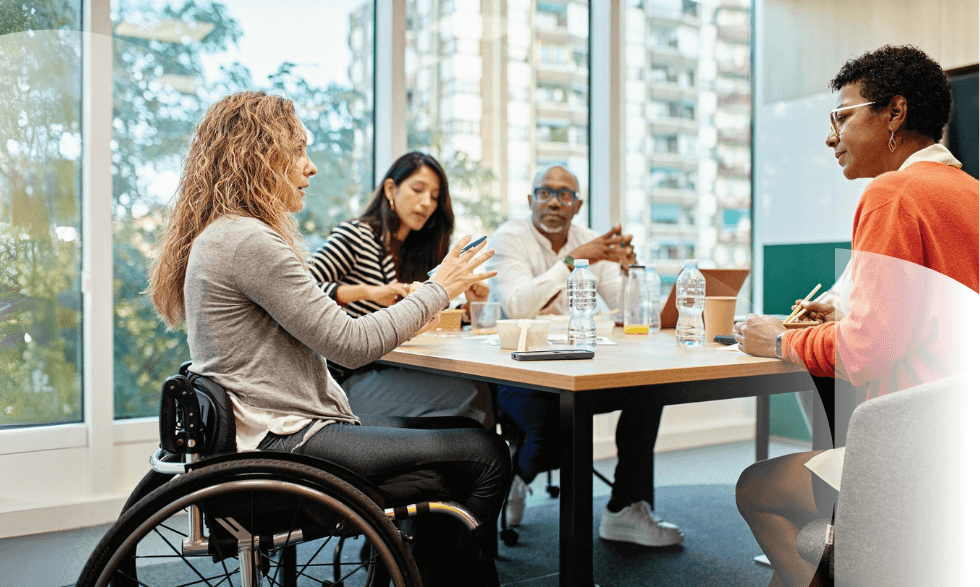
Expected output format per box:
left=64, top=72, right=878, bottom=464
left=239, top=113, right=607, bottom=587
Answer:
left=77, top=458, right=422, bottom=587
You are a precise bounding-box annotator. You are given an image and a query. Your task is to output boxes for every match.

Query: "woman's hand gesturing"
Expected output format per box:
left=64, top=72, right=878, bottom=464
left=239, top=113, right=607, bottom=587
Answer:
left=430, top=236, right=497, bottom=300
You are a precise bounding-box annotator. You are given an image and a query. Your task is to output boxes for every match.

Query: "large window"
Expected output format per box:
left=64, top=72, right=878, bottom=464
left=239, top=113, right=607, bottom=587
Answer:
left=624, top=0, right=752, bottom=295
left=403, top=0, right=590, bottom=235
left=2, top=1, right=756, bottom=429
left=110, top=0, right=375, bottom=418
left=0, top=3, right=84, bottom=428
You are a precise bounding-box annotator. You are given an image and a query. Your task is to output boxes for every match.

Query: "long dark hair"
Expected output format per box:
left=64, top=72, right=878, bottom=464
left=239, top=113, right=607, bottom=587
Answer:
left=359, top=152, right=454, bottom=282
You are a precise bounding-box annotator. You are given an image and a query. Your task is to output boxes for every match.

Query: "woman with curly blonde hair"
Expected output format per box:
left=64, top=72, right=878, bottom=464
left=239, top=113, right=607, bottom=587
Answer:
left=148, top=91, right=510, bottom=587
left=149, top=91, right=308, bottom=326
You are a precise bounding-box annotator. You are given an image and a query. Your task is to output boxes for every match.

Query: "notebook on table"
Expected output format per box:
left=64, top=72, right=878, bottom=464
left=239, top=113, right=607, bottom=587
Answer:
left=659, top=268, right=750, bottom=328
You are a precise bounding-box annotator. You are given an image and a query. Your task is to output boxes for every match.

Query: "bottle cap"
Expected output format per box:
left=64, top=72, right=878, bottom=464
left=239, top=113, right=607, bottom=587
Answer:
left=574, top=259, right=589, bottom=267
left=684, top=259, right=697, bottom=267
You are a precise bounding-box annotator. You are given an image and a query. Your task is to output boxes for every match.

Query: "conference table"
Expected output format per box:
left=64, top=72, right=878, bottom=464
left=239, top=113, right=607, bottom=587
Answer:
left=378, top=328, right=812, bottom=587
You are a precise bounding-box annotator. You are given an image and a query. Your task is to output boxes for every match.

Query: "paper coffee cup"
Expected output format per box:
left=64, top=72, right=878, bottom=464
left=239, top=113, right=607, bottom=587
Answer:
left=704, top=296, right=738, bottom=343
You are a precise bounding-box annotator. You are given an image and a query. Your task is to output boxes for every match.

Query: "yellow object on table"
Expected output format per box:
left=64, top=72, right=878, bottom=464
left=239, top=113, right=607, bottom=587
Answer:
left=436, top=309, right=464, bottom=330
left=623, top=324, right=650, bottom=334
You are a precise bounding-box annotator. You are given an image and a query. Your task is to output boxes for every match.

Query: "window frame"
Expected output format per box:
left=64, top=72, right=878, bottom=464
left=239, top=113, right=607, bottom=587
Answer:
left=0, top=0, right=651, bottom=536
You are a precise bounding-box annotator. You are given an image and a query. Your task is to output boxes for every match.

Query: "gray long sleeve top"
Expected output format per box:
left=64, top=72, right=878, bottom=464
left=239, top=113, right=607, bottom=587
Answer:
left=185, top=216, right=449, bottom=443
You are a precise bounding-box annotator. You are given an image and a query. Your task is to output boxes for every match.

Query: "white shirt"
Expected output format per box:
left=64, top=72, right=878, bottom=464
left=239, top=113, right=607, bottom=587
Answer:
left=487, top=217, right=624, bottom=319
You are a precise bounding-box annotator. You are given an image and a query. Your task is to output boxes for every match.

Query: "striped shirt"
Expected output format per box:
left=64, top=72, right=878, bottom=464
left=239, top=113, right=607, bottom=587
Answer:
left=310, top=220, right=397, bottom=318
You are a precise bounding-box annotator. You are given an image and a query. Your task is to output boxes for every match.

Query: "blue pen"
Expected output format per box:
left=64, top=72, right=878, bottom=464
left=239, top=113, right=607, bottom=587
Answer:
left=427, top=235, right=487, bottom=276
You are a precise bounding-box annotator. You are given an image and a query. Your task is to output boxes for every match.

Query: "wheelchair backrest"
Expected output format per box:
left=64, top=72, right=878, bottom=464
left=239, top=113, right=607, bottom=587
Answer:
left=159, top=361, right=237, bottom=456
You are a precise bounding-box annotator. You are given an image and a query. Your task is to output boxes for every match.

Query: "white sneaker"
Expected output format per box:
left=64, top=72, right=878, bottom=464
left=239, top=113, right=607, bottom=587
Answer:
left=599, top=501, right=684, bottom=547
left=504, top=476, right=528, bottom=527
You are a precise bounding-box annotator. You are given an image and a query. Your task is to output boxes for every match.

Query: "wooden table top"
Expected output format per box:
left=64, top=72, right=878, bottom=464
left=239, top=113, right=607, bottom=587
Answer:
left=378, top=328, right=802, bottom=392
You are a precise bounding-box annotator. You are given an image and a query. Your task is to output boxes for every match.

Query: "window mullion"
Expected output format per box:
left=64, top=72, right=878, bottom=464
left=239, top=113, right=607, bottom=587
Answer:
left=589, top=0, right=623, bottom=229
left=374, top=0, right=407, bottom=185
left=82, top=0, right=115, bottom=494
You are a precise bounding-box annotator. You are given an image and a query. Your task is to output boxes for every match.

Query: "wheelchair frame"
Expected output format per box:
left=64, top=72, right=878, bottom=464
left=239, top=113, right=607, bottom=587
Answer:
left=76, top=364, right=480, bottom=587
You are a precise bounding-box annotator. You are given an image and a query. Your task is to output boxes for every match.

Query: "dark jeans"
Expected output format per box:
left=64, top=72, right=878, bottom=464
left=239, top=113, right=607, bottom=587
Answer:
left=259, top=414, right=510, bottom=587
left=497, top=385, right=663, bottom=507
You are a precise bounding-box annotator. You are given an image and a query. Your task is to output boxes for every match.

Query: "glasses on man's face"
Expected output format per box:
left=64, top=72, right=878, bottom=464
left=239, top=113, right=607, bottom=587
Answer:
left=532, top=186, right=578, bottom=206
left=829, top=101, right=877, bottom=138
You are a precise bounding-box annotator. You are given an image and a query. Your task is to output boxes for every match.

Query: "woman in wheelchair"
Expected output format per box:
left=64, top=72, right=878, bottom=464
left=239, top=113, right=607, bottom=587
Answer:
left=83, top=91, right=509, bottom=587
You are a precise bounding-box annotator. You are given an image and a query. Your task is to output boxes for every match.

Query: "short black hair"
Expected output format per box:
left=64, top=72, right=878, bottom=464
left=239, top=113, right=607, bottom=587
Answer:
left=830, top=45, right=951, bottom=142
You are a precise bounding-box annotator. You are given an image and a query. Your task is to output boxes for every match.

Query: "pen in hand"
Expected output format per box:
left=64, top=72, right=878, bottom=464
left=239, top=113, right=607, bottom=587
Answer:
left=427, top=235, right=488, bottom=277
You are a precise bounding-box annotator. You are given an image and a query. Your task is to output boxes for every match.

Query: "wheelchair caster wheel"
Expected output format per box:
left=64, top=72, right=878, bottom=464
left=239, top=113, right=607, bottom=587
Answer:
left=547, top=486, right=560, bottom=498
left=500, top=528, right=519, bottom=546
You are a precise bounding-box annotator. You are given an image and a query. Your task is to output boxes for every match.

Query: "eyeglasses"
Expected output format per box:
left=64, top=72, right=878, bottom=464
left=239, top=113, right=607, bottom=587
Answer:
left=829, top=101, right=878, bottom=138
left=532, top=187, right=578, bottom=206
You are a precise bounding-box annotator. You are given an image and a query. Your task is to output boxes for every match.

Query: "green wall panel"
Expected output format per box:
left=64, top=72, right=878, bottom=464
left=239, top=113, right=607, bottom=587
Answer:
left=763, top=242, right=851, bottom=315
left=763, top=242, right=850, bottom=441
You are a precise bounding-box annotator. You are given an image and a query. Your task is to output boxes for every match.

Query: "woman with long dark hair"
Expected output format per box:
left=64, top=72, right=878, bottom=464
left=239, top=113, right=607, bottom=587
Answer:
left=310, top=152, right=494, bottom=427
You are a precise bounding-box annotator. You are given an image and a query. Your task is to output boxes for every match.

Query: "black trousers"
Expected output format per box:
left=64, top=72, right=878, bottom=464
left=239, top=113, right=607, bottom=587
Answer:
left=259, top=414, right=510, bottom=587
left=497, top=385, right=663, bottom=506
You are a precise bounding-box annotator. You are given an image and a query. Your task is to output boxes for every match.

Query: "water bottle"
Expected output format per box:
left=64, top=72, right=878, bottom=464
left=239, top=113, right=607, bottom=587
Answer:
left=623, top=265, right=649, bottom=334
left=675, top=259, right=706, bottom=346
left=645, top=265, right=662, bottom=333
left=567, top=259, right=597, bottom=349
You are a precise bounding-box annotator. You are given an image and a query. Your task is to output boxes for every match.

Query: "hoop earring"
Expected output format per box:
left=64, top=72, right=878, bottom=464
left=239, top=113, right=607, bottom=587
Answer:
left=888, top=131, right=897, bottom=153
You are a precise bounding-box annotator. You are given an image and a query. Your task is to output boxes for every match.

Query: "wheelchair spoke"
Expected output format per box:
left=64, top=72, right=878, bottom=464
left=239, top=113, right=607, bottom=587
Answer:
left=331, top=553, right=376, bottom=586
left=113, top=568, right=152, bottom=587
left=172, top=571, right=238, bottom=587
left=157, top=520, right=189, bottom=539
left=152, top=526, right=218, bottom=587
left=268, top=495, right=305, bottom=587
left=292, top=534, right=334, bottom=581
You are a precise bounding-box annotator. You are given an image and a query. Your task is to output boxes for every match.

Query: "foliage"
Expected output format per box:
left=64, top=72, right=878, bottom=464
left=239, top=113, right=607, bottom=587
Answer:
left=0, top=226, right=82, bottom=426
left=407, top=124, right=505, bottom=233
left=2, top=0, right=497, bottom=425
left=0, top=12, right=83, bottom=426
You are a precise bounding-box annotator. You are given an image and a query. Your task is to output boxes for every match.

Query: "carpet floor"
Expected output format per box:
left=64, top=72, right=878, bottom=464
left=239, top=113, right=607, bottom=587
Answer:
left=495, top=484, right=771, bottom=587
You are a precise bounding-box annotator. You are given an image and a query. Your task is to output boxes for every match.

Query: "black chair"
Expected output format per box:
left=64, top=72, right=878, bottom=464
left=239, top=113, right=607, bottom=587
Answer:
left=76, top=363, right=481, bottom=587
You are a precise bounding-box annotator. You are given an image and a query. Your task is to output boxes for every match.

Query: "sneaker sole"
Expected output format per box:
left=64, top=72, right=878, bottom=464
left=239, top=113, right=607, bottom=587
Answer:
left=598, top=527, right=684, bottom=547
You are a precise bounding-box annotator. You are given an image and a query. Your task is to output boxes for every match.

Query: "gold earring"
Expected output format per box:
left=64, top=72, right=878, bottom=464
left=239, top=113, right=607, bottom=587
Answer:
left=888, top=131, right=897, bottom=153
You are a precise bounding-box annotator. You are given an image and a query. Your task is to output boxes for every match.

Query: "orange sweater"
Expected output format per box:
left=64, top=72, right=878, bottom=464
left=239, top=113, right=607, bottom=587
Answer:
left=782, top=162, right=979, bottom=397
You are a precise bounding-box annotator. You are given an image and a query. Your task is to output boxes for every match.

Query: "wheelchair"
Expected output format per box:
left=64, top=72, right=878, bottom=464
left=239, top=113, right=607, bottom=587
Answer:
left=76, top=363, right=481, bottom=587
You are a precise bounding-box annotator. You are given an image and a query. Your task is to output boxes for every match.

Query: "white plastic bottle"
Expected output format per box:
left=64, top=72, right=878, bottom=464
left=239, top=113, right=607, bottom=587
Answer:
left=675, top=259, right=706, bottom=346
left=645, top=265, right=662, bottom=333
left=567, top=259, right=597, bottom=349
left=623, top=265, right=649, bottom=333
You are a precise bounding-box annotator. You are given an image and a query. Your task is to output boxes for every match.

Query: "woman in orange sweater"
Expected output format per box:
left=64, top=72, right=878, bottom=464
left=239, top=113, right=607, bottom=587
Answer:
left=734, top=45, right=979, bottom=587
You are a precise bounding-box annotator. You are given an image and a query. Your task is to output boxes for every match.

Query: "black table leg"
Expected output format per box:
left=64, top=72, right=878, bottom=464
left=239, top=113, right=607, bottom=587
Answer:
left=560, top=390, right=595, bottom=587
left=755, top=395, right=770, bottom=461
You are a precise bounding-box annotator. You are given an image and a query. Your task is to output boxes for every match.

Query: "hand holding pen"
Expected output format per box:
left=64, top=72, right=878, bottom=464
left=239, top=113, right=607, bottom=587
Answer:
left=427, top=235, right=496, bottom=300
left=427, top=235, right=487, bottom=276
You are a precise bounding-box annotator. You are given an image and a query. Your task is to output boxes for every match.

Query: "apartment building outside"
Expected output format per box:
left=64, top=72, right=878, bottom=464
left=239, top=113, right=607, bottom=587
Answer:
left=348, top=0, right=752, bottom=289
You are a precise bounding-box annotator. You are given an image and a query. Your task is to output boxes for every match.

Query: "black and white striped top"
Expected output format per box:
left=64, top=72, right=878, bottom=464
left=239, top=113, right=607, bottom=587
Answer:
left=309, top=220, right=396, bottom=319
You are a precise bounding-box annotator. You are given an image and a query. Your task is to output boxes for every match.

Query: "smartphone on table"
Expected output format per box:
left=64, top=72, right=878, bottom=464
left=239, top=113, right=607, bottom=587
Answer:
left=511, top=349, right=594, bottom=361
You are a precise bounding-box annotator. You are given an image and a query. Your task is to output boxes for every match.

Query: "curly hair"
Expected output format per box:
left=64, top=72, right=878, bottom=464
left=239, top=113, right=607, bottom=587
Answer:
left=830, top=45, right=952, bottom=142
left=148, top=91, right=309, bottom=328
